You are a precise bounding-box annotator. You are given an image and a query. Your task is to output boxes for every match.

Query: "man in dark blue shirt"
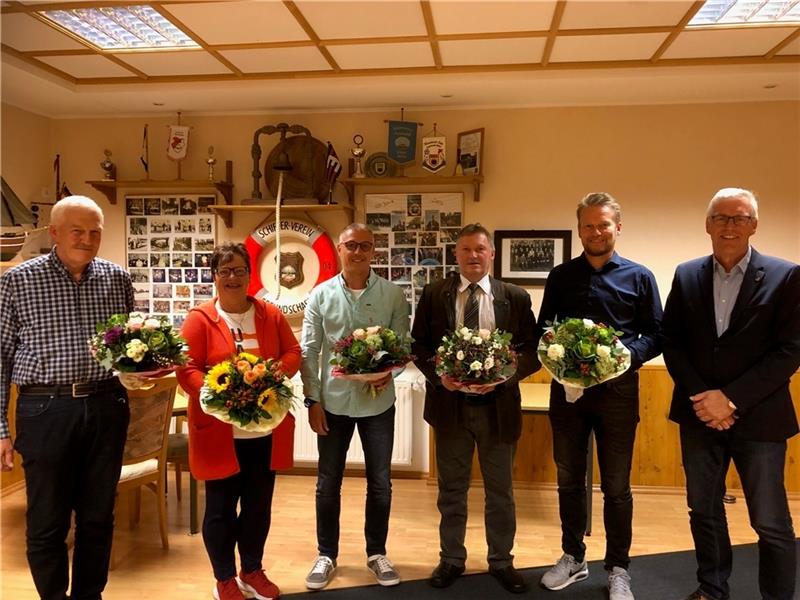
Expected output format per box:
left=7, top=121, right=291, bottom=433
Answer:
left=538, top=193, right=662, bottom=600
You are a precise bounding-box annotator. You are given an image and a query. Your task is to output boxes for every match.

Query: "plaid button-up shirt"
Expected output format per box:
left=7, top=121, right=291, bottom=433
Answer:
left=0, top=250, right=133, bottom=438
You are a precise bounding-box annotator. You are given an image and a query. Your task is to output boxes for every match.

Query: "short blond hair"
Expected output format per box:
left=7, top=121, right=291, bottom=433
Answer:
left=50, top=195, right=104, bottom=227
left=576, top=192, right=621, bottom=223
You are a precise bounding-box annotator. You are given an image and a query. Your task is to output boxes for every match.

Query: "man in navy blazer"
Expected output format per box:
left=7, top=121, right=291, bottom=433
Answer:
left=662, top=188, right=800, bottom=600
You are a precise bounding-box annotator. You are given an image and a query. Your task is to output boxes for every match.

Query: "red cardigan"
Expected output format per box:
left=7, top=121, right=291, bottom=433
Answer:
left=177, top=297, right=301, bottom=481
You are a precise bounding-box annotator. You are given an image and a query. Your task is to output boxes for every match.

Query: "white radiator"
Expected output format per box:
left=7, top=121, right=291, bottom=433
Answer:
left=290, top=371, right=422, bottom=466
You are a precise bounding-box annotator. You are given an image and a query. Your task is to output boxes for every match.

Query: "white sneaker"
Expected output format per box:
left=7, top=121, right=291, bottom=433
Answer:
left=608, top=566, right=634, bottom=600
left=540, top=553, right=589, bottom=590
left=305, top=555, right=336, bottom=590
left=367, top=554, right=400, bottom=586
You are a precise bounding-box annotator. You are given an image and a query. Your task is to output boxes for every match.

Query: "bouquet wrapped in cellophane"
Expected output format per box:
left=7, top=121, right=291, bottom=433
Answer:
left=537, top=317, right=631, bottom=402
left=330, top=326, right=413, bottom=397
left=435, top=325, right=517, bottom=393
left=200, top=352, right=294, bottom=432
left=89, top=312, right=188, bottom=378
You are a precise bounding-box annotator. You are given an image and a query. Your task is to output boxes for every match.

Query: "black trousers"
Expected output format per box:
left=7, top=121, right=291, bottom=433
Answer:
left=548, top=372, right=639, bottom=571
left=14, top=388, right=130, bottom=600
left=203, top=435, right=276, bottom=582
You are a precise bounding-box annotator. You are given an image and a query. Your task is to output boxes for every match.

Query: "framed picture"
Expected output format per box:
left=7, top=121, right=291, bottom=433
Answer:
left=456, top=128, right=484, bottom=175
left=494, top=229, right=571, bottom=285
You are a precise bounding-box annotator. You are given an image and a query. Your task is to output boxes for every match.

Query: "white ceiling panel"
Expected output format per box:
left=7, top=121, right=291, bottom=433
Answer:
left=36, top=55, right=135, bottom=78
left=550, top=32, right=668, bottom=62
left=560, top=0, right=693, bottom=29
left=113, top=51, right=232, bottom=76
left=430, top=0, right=555, bottom=34
left=663, top=27, right=798, bottom=59
left=328, top=42, right=434, bottom=70
left=164, top=1, right=309, bottom=45
left=220, top=47, right=333, bottom=73
left=0, top=13, right=87, bottom=51
left=295, top=0, right=427, bottom=39
left=439, top=37, right=546, bottom=65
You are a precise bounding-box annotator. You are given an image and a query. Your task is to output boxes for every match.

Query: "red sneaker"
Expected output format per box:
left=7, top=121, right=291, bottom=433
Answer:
left=213, top=577, right=246, bottom=600
left=237, top=569, right=281, bottom=600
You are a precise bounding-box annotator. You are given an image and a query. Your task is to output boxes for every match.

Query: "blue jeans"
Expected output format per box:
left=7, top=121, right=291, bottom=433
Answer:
left=315, top=405, right=394, bottom=559
left=680, top=424, right=796, bottom=600
left=548, top=372, right=639, bottom=570
left=203, top=436, right=276, bottom=581
left=14, top=388, right=130, bottom=600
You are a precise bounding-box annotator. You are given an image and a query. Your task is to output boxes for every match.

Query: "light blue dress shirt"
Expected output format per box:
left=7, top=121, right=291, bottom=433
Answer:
left=713, top=247, right=751, bottom=336
left=301, top=270, right=410, bottom=417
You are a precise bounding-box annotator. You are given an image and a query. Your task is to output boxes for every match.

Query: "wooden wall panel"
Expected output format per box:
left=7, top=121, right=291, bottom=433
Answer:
left=430, top=367, right=800, bottom=493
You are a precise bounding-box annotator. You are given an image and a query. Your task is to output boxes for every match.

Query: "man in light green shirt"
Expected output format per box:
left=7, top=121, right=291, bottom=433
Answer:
left=301, top=223, right=409, bottom=591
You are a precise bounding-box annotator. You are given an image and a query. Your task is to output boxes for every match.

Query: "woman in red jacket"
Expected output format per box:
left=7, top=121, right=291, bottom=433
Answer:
left=177, top=242, right=301, bottom=600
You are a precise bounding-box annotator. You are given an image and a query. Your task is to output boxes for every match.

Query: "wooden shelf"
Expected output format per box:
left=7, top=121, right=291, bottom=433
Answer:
left=340, top=174, right=484, bottom=201
left=86, top=161, right=234, bottom=224
left=209, top=202, right=354, bottom=228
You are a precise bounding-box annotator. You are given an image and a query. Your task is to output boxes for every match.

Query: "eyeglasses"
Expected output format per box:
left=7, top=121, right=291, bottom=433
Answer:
left=216, top=267, right=249, bottom=278
left=341, top=241, right=374, bottom=252
left=709, top=215, right=754, bottom=227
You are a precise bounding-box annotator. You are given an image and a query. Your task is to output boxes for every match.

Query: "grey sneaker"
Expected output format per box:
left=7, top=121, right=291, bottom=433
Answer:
left=608, top=566, right=634, bottom=600
left=305, top=555, right=336, bottom=590
left=367, top=554, right=400, bottom=586
left=540, top=553, right=589, bottom=590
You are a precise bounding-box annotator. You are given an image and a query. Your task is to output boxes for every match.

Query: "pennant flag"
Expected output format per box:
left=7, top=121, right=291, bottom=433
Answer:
left=325, top=142, right=342, bottom=186
left=59, top=182, right=72, bottom=200
left=387, top=120, right=418, bottom=166
left=140, top=124, right=149, bottom=175
left=167, top=125, right=190, bottom=161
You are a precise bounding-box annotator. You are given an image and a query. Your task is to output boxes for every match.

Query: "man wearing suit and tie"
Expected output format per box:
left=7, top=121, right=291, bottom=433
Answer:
left=412, top=223, right=540, bottom=594
left=662, top=188, right=800, bottom=600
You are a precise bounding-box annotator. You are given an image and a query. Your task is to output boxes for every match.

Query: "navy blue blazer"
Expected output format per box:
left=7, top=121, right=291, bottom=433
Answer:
left=662, top=248, right=800, bottom=441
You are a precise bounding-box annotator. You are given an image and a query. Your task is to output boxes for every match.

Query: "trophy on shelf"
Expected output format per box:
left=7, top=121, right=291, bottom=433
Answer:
left=351, top=134, right=366, bottom=178
left=206, top=145, right=217, bottom=182
left=99, top=149, right=116, bottom=180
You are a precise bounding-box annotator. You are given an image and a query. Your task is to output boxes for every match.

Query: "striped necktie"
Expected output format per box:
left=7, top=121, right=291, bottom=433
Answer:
left=464, top=283, right=479, bottom=329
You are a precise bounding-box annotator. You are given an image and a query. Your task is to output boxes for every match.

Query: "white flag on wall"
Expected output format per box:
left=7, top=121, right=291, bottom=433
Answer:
left=167, top=125, right=190, bottom=161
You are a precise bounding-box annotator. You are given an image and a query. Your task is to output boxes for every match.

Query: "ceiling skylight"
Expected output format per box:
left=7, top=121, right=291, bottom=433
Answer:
left=689, top=0, right=800, bottom=26
left=39, top=5, right=199, bottom=50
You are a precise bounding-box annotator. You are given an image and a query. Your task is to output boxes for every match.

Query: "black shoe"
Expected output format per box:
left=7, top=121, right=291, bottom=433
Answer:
left=683, top=590, right=721, bottom=600
left=489, top=565, right=528, bottom=594
left=429, top=561, right=465, bottom=588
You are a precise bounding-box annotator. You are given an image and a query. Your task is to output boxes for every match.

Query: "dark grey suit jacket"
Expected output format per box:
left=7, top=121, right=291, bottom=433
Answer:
left=662, top=248, right=800, bottom=441
left=411, top=274, right=540, bottom=444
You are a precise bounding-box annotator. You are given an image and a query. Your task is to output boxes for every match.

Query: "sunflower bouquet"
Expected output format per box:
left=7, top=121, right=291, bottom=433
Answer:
left=200, top=352, right=295, bottom=432
left=537, top=317, right=631, bottom=402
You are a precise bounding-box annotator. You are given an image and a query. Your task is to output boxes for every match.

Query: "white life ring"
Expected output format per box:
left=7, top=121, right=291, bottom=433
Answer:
left=245, top=217, right=338, bottom=317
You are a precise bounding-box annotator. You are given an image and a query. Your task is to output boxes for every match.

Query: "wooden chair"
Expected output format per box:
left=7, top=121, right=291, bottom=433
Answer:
left=113, top=377, right=177, bottom=563
left=167, top=388, right=200, bottom=534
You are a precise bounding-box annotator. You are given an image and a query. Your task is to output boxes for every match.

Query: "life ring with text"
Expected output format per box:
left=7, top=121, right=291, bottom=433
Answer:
left=245, top=217, right=339, bottom=317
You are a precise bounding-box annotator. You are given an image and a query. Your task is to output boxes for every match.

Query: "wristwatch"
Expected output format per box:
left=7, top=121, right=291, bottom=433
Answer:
left=303, top=397, right=318, bottom=409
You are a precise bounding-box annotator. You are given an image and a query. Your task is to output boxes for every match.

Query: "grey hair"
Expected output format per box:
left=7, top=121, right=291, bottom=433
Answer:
left=338, top=223, right=374, bottom=243
left=50, top=195, right=104, bottom=227
left=707, top=188, right=759, bottom=219
left=576, top=192, right=621, bottom=224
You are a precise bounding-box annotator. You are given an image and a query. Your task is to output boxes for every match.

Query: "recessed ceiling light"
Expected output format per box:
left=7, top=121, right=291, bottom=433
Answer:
left=38, top=5, right=199, bottom=50
left=763, top=83, right=778, bottom=89
left=153, top=102, right=165, bottom=106
left=689, top=0, right=800, bottom=26
left=440, top=94, right=454, bottom=98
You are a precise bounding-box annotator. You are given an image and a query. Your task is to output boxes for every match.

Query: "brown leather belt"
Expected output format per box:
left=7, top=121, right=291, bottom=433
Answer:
left=19, top=379, right=121, bottom=398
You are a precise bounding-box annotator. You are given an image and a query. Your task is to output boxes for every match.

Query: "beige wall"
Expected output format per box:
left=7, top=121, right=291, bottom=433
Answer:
left=4, top=101, right=799, bottom=326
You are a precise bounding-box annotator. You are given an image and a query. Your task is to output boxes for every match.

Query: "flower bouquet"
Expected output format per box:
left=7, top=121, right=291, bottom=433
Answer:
left=537, top=317, right=631, bottom=402
left=89, top=312, right=188, bottom=382
left=330, top=326, right=413, bottom=396
left=435, top=326, right=517, bottom=393
left=200, top=352, right=295, bottom=432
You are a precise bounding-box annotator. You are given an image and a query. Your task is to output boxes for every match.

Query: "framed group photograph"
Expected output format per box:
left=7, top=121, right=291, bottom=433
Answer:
left=456, top=128, right=484, bottom=175
left=494, top=229, right=571, bottom=285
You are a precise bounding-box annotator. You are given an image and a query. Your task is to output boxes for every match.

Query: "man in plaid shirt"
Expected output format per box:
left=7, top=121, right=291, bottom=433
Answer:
left=0, top=195, right=133, bottom=600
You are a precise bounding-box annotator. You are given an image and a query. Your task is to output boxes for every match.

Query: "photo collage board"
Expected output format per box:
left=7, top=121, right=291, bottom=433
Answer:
left=125, top=194, right=217, bottom=329
left=364, top=192, right=463, bottom=315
